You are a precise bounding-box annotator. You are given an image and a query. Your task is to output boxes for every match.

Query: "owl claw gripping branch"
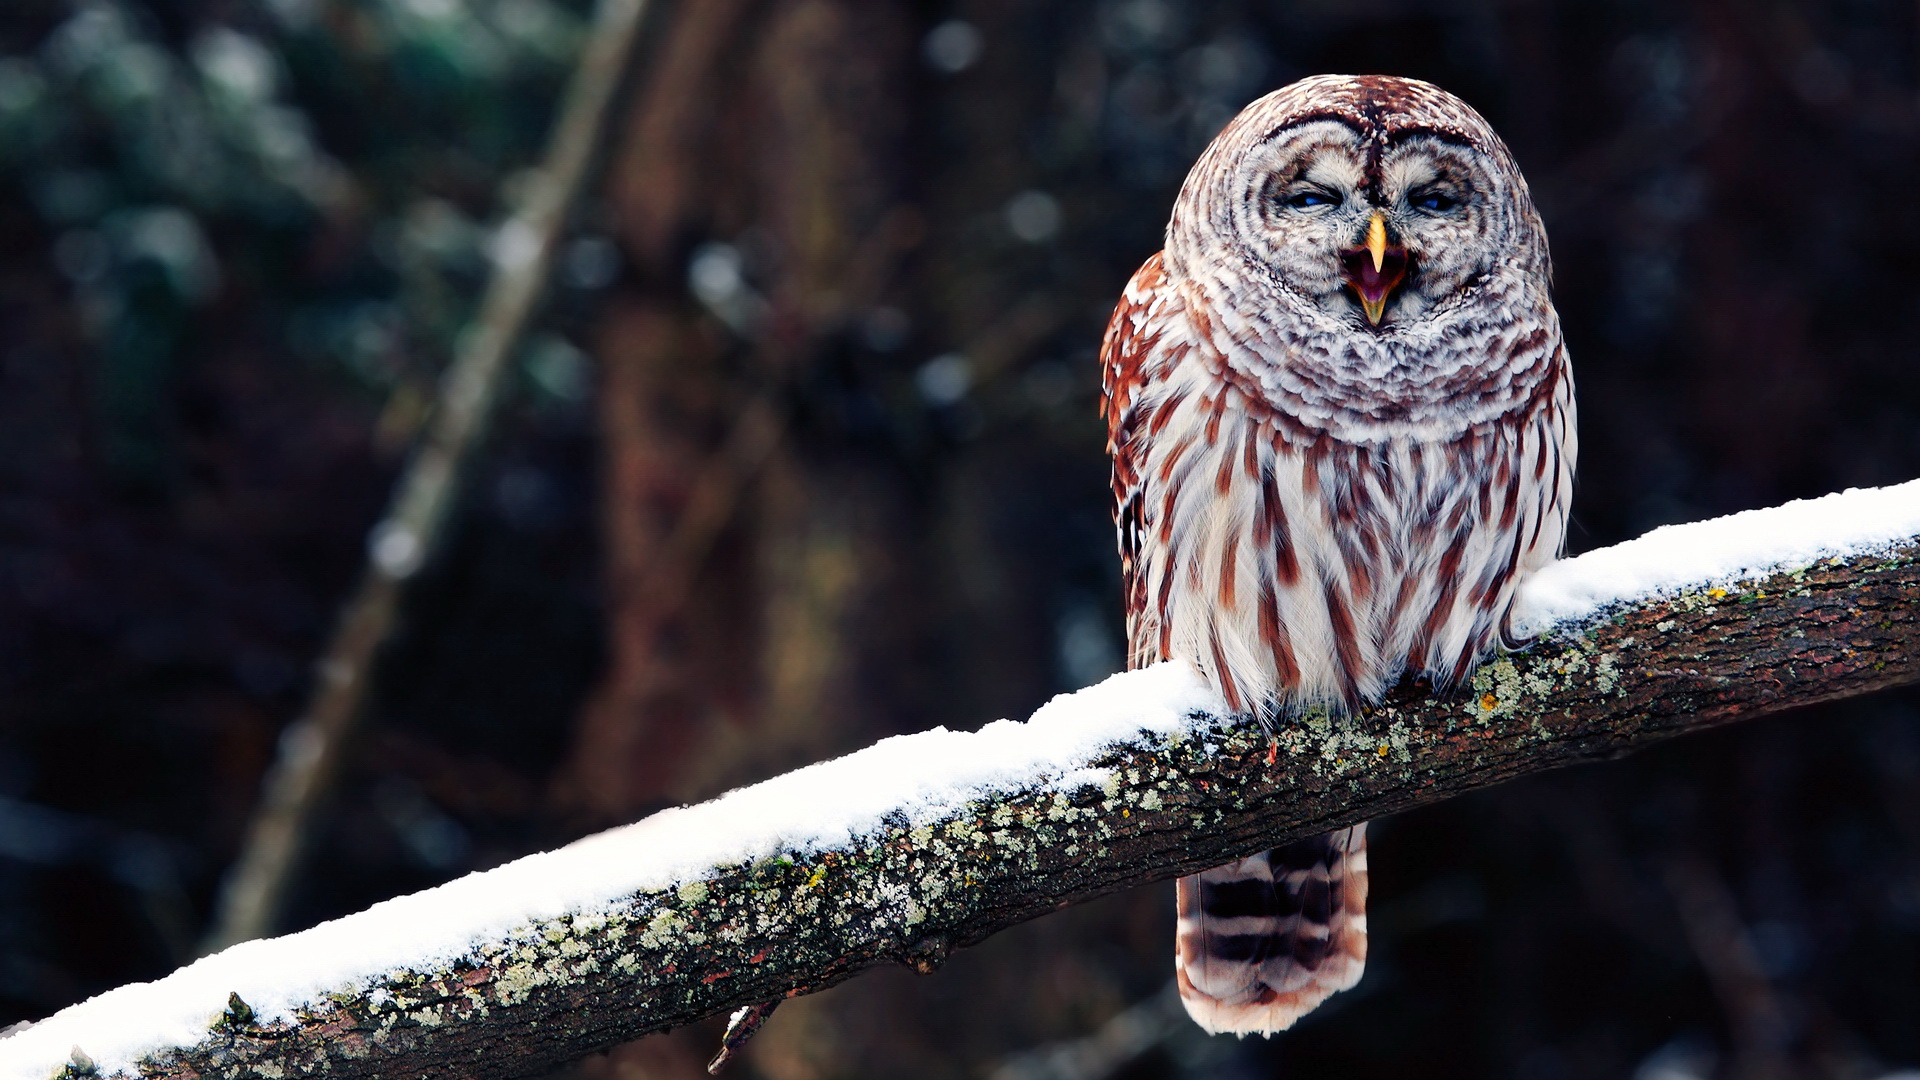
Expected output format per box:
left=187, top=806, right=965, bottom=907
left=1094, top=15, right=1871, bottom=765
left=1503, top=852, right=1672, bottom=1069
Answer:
left=1344, top=211, right=1409, bottom=325
left=1100, top=75, right=1576, bottom=1035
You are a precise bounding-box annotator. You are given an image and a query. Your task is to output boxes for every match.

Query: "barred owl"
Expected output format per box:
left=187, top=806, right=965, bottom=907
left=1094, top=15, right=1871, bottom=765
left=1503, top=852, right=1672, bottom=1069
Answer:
left=1100, top=75, right=1576, bottom=1034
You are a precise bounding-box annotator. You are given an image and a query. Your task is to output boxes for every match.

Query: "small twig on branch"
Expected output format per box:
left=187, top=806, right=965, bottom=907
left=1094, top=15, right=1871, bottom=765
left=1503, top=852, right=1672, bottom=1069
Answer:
left=704, top=1000, right=779, bottom=1075
left=199, top=0, right=661, bottom=954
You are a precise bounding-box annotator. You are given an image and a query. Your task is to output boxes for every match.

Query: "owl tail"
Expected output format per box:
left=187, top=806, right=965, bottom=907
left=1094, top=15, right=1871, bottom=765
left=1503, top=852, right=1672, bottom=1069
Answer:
left=1173, top=824, right=1369, bottom=1035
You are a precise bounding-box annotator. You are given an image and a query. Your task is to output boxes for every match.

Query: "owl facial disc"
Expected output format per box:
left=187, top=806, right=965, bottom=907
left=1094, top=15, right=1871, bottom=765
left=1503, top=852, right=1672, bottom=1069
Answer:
left=1341, top=210, right=1408, bottom=325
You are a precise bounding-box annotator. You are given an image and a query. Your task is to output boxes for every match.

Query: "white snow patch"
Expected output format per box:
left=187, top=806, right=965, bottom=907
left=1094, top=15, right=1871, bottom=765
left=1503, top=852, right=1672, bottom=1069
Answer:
left=3, top=479, right=1917, bottom=1078
left=1513, top=478, right=1920, bottom=637
left=0, top=662, right=1222, bottom=1079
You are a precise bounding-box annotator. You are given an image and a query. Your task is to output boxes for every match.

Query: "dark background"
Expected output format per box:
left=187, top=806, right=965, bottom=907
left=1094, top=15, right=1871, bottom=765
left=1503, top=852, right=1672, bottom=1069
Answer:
left=2, top=1, right=1919, bottom=1078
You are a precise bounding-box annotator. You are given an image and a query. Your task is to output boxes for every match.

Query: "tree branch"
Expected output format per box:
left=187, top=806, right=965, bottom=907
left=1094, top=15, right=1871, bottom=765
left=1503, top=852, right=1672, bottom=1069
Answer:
left=7, top=508, right=1917, bottom=1080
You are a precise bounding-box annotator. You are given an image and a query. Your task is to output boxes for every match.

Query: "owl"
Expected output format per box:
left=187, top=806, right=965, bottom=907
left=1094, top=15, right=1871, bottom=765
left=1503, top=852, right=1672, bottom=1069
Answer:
left=1100, top=75, right=1577, bottom=1034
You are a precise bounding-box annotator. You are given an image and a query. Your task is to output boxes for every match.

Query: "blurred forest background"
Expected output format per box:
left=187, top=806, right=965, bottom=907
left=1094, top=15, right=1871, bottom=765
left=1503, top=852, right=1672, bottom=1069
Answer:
left=3, top=0, right=1920, bottom=1078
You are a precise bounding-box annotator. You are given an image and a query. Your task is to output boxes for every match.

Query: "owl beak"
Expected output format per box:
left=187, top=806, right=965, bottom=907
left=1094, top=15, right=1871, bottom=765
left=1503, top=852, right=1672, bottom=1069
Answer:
left=1342, top=210, right=1409, bottom=325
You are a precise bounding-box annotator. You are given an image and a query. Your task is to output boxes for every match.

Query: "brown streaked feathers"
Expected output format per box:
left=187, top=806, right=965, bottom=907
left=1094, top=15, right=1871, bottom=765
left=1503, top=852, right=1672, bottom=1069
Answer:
left=1101, top=74, right=1576, bottom=1035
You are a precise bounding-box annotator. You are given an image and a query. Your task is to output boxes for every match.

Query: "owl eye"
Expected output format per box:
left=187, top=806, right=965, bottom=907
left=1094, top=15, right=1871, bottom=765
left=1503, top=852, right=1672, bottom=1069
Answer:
left=1282, top=188, right=1341, bottom=212
left=1411, top=188, right=1460, bottom=214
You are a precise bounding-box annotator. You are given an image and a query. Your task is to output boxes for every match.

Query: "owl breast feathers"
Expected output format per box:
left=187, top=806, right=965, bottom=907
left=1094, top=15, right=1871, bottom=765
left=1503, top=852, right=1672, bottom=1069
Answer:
left=1101, top=74, right=1576, bottom=1034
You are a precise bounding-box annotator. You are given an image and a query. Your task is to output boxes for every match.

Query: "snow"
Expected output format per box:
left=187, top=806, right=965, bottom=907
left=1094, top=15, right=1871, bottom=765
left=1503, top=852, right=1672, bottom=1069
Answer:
left=1511, top=478, right=1920, bottom=637
left=0, top=662, right=1224, bottom=1079
left=3, top=478, right=1917, bottom=1079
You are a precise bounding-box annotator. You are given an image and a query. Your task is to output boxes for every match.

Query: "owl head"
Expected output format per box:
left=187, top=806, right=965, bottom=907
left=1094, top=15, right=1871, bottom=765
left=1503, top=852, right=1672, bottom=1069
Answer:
left=1165, top=75, right=1550, bottom=334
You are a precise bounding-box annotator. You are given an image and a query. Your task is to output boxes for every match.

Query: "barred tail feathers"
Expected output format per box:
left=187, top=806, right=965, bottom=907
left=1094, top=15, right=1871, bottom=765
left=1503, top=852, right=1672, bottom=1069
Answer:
left=1173, top=825, right=1369, bottom=1035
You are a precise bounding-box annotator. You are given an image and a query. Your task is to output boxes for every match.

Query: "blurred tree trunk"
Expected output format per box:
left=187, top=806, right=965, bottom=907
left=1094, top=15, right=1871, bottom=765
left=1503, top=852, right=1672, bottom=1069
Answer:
left=563, top=0, right=922, bottom=815
left=559, top=0, right=766, bottom=819
left=727, top=0, right=922, bottom=798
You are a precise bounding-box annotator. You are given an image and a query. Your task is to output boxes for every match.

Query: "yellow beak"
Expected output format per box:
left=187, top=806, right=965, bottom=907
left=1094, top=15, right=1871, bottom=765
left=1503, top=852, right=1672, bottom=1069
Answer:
left=1366, top=210, right=1388, bottom=274
left=1343, top=210, right=1408, bottom=326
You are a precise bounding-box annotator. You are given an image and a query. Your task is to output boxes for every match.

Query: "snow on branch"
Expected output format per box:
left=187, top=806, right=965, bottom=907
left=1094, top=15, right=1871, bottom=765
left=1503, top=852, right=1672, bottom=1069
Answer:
left=6, top=481, right=1920, bottom=1080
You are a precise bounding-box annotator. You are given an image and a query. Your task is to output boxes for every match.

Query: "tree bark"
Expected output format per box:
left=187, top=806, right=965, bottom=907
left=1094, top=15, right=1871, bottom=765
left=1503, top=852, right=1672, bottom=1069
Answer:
left=33, top=538, right=1918, bottom=1080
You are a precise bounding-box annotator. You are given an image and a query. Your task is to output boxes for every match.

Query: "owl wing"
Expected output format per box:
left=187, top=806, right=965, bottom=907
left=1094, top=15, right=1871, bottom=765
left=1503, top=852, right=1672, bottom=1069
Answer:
left=1102, top=254, right=1371, bottom=1034
left=1101, top=251, right=1186, bottom=674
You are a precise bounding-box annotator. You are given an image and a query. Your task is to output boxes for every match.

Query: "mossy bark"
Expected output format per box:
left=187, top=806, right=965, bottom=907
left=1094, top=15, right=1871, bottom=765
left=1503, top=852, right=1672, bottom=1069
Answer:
left=65, top=544, right=1920, bottom=1080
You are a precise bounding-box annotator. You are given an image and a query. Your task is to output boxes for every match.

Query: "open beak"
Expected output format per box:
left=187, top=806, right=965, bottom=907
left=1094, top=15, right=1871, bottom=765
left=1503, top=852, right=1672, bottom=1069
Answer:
left=1341, top=210, right=1409, bottom=325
